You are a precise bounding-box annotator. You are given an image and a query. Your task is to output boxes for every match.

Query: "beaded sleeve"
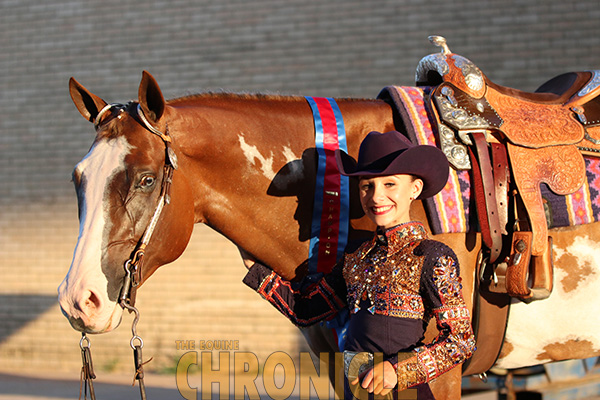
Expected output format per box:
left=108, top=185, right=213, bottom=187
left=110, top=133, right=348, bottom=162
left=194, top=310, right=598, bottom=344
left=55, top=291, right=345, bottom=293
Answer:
left=393, top=241, right=476, bottom=390
left=242, top=261, right=347, bottom=327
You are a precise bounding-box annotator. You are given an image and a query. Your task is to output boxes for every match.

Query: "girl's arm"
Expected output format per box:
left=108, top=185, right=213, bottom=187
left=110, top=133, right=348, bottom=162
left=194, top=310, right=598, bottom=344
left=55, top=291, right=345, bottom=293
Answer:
left=393, top=242, right=476, bottom=390
left=242, top=260, right=347, bottom=327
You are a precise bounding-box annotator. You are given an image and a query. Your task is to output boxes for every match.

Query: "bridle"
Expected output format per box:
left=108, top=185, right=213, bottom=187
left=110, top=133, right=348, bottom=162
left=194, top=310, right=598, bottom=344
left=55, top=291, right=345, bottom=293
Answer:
left=79, top=102, right=178, bottom=400
left=119, top=103, right=178, bottom=308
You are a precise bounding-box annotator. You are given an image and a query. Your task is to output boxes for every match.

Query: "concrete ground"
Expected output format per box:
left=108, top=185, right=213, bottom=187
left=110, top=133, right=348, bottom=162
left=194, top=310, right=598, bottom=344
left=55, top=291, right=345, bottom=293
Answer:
left=0, top=370, right=499, bottom=400
left=0, top=371, right=177, bottom=400
left=7, top=370, right=600, bottom=400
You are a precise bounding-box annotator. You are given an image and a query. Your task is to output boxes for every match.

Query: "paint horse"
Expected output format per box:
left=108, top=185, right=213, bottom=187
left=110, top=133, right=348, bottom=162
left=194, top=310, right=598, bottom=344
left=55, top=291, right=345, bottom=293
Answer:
left=58, top=51, right=600, bottom=399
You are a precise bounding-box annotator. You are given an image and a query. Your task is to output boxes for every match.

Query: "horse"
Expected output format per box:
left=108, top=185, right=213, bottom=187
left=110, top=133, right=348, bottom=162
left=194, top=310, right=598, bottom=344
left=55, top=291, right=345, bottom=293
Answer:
left=58, top=70, right=600, bottom=399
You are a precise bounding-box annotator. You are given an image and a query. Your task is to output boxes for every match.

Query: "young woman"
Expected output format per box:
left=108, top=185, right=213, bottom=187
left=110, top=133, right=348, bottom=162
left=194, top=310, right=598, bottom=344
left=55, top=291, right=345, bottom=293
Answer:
left=242, top=130, right=475, bottom=399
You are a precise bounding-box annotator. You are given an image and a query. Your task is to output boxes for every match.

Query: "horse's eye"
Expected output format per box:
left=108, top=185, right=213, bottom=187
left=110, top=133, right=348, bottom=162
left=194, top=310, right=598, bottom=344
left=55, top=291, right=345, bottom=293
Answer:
left=139, top=175, right=156, bottom=188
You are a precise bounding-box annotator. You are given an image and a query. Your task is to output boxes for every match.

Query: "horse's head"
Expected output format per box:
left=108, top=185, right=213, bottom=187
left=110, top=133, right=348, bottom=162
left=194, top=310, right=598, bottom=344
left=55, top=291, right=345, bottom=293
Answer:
left=58, top=71, right=195, bottom=333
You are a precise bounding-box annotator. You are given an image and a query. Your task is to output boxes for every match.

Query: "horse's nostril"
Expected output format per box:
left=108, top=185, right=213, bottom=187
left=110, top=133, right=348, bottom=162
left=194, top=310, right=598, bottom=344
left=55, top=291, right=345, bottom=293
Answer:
left=87, top=290, right=102, bottom=310
left=73, top=290, right=102, bottom=315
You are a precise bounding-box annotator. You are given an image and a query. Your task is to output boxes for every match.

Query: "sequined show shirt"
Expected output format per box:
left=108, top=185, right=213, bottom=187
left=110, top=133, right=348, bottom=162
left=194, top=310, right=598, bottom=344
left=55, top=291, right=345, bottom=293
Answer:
left=242, top=221, right=475, bottom=389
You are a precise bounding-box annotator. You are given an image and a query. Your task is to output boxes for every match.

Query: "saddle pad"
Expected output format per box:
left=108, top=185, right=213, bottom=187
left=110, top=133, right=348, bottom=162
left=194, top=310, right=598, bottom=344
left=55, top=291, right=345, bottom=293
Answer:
left=378, top=85, right=600, bottom=234
left=542, top=157, right=600, bottom=228
left=378, top=86, right=475, bottom=234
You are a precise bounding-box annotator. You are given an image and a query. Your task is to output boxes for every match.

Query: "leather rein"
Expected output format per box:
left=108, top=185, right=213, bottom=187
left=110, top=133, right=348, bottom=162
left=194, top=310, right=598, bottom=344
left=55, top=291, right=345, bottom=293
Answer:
left=79, top=102, right=178, bottom=400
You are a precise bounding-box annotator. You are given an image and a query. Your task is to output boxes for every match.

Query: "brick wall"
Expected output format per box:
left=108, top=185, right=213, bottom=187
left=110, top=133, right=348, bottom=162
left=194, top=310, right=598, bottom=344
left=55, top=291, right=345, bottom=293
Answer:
left=1, top=0, right=599, bottom=374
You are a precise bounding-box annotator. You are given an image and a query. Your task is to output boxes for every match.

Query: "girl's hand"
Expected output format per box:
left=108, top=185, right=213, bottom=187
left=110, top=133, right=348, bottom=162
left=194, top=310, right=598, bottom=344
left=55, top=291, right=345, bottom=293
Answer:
left=237, top=247, right=256, bottom=269
left=351, top=360, right=397, bottom=396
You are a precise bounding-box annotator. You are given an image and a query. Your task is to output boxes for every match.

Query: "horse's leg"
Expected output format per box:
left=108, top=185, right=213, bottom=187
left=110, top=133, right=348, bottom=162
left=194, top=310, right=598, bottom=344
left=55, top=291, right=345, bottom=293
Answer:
left=429, top=366, right=463, bottom=400
left=298, top=324, right=342, bottom=387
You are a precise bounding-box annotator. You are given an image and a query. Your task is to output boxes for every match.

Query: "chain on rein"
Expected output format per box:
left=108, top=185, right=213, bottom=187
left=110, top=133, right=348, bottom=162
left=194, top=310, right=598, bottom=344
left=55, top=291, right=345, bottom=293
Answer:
left=79, top=102, right=178, bottom=400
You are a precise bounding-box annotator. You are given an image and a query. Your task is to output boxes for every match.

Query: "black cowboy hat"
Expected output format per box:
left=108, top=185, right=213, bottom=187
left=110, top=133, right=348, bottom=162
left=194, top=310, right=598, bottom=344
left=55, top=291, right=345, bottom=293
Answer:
left=335, top=130, right=449, bottom=199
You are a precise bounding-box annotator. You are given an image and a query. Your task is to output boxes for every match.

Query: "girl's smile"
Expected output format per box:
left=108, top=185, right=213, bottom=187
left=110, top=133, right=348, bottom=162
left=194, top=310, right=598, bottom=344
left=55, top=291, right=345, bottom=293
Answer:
left=371, top=205, right=394, bottom=215
left=359, top=174, right=423, bottom=229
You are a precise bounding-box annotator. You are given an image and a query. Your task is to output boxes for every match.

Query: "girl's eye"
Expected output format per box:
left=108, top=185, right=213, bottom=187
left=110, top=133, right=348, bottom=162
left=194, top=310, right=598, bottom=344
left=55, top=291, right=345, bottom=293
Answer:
left=385, top=182, right=396, bottom=187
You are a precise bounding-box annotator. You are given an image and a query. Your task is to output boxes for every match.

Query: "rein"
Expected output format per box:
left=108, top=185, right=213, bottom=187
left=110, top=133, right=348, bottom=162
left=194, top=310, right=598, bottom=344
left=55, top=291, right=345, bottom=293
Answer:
left=78, top=103, right=178, bottom=400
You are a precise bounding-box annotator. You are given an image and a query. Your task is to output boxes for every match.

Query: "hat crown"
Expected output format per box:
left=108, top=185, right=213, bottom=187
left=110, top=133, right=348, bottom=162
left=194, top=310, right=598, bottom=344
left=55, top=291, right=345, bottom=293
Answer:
left=334, top=130, right=450, bottom=199
left=356, top=131, right=412, bottom=170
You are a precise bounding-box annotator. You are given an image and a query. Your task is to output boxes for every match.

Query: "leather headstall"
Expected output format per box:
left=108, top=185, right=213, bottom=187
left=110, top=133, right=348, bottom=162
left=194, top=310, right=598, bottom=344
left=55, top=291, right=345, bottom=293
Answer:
left=117, top=103, right=178, bottom=309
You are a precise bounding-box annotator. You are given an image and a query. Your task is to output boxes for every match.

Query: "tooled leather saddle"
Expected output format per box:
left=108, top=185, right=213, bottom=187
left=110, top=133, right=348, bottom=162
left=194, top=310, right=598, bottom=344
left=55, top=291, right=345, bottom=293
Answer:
left=415, top=36, right=600, bottom=303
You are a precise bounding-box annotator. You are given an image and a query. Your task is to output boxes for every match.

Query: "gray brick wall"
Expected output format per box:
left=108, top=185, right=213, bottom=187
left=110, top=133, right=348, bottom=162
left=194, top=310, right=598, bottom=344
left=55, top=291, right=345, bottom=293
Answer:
left=1, top=0, right=599, bottom=374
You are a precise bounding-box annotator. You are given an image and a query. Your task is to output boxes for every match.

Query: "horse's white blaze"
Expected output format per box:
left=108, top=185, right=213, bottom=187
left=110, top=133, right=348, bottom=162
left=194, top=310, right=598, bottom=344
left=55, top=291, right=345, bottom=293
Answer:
left=58, top=136, right=132, bottom=332
left=496, top=234, right=600, bottom=369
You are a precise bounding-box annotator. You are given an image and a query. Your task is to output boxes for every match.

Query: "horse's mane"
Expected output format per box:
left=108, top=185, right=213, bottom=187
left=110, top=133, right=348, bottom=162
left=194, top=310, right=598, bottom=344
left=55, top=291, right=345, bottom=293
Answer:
left=167, top=91, right=369, bottom=105
left=95, top=91, right=370, bottom=139
left=168, top=91, right=301, bottom=105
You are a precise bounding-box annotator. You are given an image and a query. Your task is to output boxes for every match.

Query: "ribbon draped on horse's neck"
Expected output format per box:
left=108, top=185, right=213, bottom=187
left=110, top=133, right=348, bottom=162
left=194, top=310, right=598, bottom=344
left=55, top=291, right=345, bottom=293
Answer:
left=305, top=97, right=350, bottom=276
left=305, top=97, right=350, bottom=350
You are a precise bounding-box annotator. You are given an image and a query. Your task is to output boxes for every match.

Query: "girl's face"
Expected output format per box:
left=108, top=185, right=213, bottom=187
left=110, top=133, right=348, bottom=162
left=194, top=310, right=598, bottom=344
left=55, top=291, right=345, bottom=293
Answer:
left=358, top=174, right=423, bottom=230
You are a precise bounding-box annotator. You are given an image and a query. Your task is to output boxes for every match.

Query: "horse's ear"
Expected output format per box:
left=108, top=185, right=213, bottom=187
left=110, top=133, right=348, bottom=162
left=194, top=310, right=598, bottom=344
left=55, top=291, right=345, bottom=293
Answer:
left=138, top=70, right=166, bottom=123
left=69, top=77, right=108, bottom=124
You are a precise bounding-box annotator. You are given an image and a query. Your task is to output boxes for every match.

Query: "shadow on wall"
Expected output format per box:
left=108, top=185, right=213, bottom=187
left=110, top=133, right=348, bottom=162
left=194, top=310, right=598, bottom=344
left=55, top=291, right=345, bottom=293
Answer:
left=0, top=294, right=57, bottom=344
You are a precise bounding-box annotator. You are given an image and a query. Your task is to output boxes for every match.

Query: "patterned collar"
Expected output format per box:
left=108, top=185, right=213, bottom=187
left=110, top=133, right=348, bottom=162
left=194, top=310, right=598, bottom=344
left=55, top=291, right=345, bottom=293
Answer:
left=372, top=221, right=428, bottom=255
left=344, top=220, right=430, bottom=316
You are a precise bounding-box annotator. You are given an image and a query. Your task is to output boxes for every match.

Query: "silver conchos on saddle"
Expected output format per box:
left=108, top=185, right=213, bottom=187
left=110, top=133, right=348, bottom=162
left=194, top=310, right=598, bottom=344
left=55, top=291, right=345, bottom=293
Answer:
left=415, top=52, right=450, bottom=84
left=578, top=70, right=600, bottom=98
left=416, top=36, right=504, bottom=170
left=453, top=56, right=485, bottom=94
left=570, top=70, right=600, bottom=128
left=437, top=121, right=472, bottom=170
left=434, top=86, right=499, bottom=133
left=416, top=36, right=485, bottom=95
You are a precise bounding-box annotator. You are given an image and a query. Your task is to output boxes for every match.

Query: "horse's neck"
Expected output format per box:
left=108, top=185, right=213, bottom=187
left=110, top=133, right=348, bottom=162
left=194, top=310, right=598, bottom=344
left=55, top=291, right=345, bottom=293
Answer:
left=170, top=94, right=394, bottom=280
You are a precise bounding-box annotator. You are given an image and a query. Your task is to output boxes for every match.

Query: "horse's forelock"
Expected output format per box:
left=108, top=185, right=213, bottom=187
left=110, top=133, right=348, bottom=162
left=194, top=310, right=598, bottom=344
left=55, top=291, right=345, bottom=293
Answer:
left=93, top=102, right=141, bottom=141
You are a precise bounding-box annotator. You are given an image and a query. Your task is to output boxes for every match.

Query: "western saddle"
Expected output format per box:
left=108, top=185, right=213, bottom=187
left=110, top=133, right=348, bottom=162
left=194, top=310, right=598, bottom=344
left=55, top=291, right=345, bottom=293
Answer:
left=416, top=36, right=600, bottom=303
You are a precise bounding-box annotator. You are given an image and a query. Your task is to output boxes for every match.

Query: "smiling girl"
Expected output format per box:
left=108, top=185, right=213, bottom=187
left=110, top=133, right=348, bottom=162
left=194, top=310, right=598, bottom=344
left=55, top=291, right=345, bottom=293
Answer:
left=242, top=130, right=475, bottom=399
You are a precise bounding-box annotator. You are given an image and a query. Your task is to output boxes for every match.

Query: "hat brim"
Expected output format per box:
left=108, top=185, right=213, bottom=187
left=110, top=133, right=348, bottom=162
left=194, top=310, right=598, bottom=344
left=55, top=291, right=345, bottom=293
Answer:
left=335, top=146, right=449, bottom=199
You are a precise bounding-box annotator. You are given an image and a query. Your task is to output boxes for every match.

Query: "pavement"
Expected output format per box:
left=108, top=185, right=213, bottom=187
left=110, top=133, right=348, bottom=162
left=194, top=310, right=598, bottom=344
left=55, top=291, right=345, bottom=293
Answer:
left=0, top=371, right=178, bottom=400
left=0, top=370, right=500, bottom=400
left=4, top=369, right=600, bottom=399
